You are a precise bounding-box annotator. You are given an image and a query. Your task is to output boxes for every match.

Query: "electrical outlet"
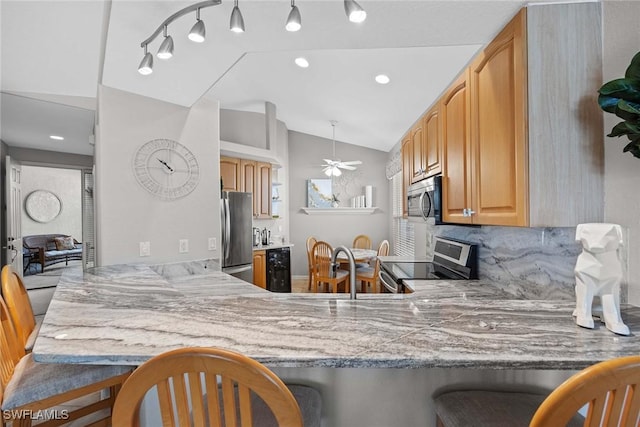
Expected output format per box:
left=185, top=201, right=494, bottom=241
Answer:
left=139, top=241, right=150, bottom=257
left=179, top=239, right=189, bottom=253
left=208, top=237, right=217, bottom=250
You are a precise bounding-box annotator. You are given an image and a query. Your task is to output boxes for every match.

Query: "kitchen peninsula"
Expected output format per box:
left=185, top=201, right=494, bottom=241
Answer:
left=34, top=262, right=640, bottom=426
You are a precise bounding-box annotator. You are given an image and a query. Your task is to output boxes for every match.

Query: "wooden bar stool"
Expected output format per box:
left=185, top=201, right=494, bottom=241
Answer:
left=434, top=355, right=640, bottom=426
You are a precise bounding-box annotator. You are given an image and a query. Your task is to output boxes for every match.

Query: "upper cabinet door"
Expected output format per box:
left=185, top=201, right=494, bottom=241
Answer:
left=220, top=156, right=241, bottom=192
left=256, top=162, right=272, bottom=219
left=441, top=70, right=472, bottom=224
left=401, top=135, right=411, bottom=218
left=423, top=106, right=442, bottom=177
left=469, top=9, right=528, bottom=226
left=240, top=160, right=258, bottom=216
left=411, top=122, right=425, bottom=183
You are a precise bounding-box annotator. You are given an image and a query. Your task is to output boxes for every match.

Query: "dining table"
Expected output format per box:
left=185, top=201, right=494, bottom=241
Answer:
left=335, top=247, right=377, bottom=263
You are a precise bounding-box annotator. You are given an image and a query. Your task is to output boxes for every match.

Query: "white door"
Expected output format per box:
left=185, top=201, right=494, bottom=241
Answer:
left=5, top=156, right=23, bottom=275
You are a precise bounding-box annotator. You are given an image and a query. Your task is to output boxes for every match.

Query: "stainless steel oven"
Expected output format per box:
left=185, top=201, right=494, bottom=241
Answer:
left=379, top=236, right=478, bottom=293
left=407, top=175, right=442, bottom=223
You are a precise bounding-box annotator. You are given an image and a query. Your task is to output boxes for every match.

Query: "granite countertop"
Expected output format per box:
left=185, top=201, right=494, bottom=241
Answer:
left=252, top=242, right=294, bottom=251
left=33, top=263, right=640, bottom=370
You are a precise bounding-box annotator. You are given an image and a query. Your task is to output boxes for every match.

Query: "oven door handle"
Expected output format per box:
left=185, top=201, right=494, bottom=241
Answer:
left=379, top=270, right=399, bottom=294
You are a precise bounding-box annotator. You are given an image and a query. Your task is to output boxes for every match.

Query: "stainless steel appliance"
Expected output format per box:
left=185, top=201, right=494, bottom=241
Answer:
left=379, top=236, right=478, bottom=293
left=266, top=247, right=291, bottom=292
left=407, top=175, right=442, bottom=223
left=221, top=191, right=253, bottom=283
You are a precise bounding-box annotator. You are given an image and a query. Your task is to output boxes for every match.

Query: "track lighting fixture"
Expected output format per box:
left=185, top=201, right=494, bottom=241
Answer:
left=229, top=0, right=245, bottom=33
left=138, top=44, right=153, bottom=75
left=157, top=26, right=174, bottom=59
left=285, top=0, right=302, bottom=32
left=188, top=8, right=206, bottom=42
left=138, top=0, right=367, bottom=75
left=344, top=0, right=367, bottom=23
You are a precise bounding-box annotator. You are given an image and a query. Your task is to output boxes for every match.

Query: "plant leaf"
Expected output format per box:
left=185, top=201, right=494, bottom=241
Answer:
left=598, top=78, right=640, bottom=103
left=614, top=100, right=640, bottom=121
left=625, top=51, right=640, bottom=80
left=598, top=94, right=619, bottom=113
left=622, top=140, right=640, bottom=158
left=618, top=99, right=640, bottom=114
left=608, top=121, right=632, bottom=137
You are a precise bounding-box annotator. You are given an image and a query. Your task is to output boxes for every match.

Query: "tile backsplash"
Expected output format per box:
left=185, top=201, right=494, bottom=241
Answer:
left=426, top=224, right=627, bottom=301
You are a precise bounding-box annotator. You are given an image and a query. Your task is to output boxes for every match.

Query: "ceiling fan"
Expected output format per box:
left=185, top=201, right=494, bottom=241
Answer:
left=322, top=121, right=362, bottom=177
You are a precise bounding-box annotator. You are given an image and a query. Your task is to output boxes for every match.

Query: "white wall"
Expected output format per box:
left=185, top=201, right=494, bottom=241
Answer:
left=603, top=1, right=640, bottom=306
left=288, top=130, right=390, bottom=275
left=21, top=165, right=81, bottom=239
left=95, top=86, right=220, bottom=265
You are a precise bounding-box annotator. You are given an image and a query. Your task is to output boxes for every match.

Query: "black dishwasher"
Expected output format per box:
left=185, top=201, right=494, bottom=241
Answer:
left=266, top=247, right=291, bottom=292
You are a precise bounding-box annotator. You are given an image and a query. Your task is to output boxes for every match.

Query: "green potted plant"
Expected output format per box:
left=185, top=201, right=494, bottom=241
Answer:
left=598, top=51, right=640, bottom=158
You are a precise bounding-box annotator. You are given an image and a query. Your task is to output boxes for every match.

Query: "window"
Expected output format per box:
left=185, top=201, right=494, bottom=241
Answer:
left=391, top=173, right=414, bottom=257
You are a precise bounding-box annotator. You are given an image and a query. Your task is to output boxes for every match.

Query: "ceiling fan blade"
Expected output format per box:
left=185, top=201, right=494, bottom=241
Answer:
left=338, top=165, right=357, bottom=170
left=322, top=159, right=335, bottom=164
left=339, top=160, right=362, bottom=166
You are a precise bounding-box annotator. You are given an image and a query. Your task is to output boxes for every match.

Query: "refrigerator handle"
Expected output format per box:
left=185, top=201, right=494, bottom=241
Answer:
left=224, top=198, right=231, bottom=261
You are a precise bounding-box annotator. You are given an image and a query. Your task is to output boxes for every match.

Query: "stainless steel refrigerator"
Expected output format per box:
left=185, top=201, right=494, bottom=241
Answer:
left=221, top=191, right=253, bottom=283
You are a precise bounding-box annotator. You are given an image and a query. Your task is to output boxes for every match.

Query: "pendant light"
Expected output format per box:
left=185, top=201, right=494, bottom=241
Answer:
left=138, top=44, right=153, bottom=75
left=188, top=8, right=206, bottom=42
left=285, top=0, right=302, bottom=32
left=229, top=0, right=245, bottom=33
left=344, top=0, right=367, bottom=23
left=157, top=25, right=174, bottom=59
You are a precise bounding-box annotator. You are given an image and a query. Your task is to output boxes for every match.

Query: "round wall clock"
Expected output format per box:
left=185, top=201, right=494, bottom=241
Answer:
left=132, top=139, right=200, bottom=201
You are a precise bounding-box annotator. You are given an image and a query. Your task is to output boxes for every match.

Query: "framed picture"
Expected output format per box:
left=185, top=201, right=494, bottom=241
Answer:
left=307, top=179, right=333, bottom=208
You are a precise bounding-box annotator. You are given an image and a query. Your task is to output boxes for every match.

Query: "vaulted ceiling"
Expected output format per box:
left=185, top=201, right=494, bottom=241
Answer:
left=0, top=0, right=593, bottom=156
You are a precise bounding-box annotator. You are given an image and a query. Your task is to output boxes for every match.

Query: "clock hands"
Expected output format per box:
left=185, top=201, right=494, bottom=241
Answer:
left=157, top=158, right=174, bottom=173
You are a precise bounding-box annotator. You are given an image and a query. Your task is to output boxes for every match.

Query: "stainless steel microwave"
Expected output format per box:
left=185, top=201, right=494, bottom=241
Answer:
left=407, top=175, right=442, bottom=223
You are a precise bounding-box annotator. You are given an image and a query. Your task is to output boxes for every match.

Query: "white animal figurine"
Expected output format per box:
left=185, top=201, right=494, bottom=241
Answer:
left=573, top=223, right=629, bottom=336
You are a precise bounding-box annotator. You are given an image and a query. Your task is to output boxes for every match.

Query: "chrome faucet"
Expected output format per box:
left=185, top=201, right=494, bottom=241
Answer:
left=330, top=246, right=357, bottom=300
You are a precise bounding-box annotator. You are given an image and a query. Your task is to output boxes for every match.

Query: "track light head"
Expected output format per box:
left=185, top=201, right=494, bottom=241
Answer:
left=285, top=3, right=301, bottom=32
left=157, top=35, right=174, bottom=59
left=344, top=0, right=366, bottom=23
left=138, top=46, right=153, bottom=75
left=230, top=5, right=245, bottom=33
left=188, top=9, right=206, bottom=42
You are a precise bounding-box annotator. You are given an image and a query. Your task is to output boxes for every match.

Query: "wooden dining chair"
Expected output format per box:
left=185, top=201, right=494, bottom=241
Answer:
left=352, top=235, right=372, bottom=249
left=306, top=236, right=317, bottom=291
left=0, top=296, right=131, bottom=426
left=355, top=240, right=389, bottom=293
left=112, top=347, right=322, bottom=427
left=435, top=355, right=640, bottom=427
left=1, top=265, right=39, bottom=352
left=311, top=241, right=349, bottom=293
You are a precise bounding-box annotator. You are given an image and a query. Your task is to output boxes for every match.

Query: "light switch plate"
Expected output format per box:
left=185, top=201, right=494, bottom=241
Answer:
left=139, top=241, right=150, bottom=257
left=208, top=237, right=217, bottom=250
left=179, top=239, right=189, bottom=253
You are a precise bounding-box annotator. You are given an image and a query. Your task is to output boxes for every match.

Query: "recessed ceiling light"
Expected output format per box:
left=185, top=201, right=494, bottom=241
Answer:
left=295, top=57, right=309, bottom=68
left=49, top=135, right=64, bottom=141
left=375, top=74, right=390, bottom=85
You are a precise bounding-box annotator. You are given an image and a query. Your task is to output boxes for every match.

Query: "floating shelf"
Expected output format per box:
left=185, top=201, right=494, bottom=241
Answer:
left=300, top=207, right=378, bottom=215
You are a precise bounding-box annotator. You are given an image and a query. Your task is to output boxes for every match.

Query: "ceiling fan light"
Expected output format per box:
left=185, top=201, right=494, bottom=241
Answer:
left=286, top=4, right=302, bottom=32
left=188, top=19, right=206, bottom=42
left=324, top=168, right=332, bottom=177
left=333, top=167, right=342, bottom=176
left=344, top=0, right=366, bottom=23
left=138, top=50, right=153, bottom=75
left=157, top=35, right=174, bottom=59
left=230, top=4, right=245, bottom=33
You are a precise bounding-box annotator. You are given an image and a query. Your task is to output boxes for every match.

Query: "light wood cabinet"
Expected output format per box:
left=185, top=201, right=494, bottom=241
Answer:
left=423, top=106, right=442, bottom=177
left=441, top=71, right=472, bottom=224
left=438, top=3, right=603, bottom=227
left=410, top=122, right=424, bottom=183
left=221, top=156, right=273, bottom=219
left=220, top=156, right=241, bottom=192
left=468, top=8, right=528, bottom=226
left=256, top=162, right=272, bottom=219
left=401, top=134, right=411, bottom=218
left=253, top=250, right=266, bottom=289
